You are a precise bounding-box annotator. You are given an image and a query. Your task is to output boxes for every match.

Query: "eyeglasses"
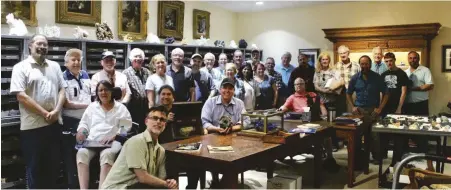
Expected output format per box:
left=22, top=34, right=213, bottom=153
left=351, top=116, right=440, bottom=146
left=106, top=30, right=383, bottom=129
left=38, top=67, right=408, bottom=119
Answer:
left=147, top=116, right=167, bottom=123
left=294, top=83, right=305, bottom=86
left=322, top=74, right=326, bottom=81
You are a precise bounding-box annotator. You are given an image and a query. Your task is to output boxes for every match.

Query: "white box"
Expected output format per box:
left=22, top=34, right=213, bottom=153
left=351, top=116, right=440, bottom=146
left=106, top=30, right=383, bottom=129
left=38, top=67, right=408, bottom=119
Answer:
left=267, top=174, right=302, bottom=189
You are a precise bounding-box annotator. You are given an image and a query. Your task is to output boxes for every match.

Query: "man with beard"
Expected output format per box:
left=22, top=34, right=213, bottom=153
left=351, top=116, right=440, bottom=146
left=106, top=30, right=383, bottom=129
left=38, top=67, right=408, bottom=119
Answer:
left=166, top=48, right=195, bottom=102
left=123, top=48, right=152, bottom=132
left=91, top=51, right=131, bottom=104
left=10, top=34, right=67, bottom=188
left=371, top=47, right=388, bottom=75
left=191, top=54, right=216, bottom=102
left=288, top=53, right=316, bottom=93
left=156, top=85, right=176, bottom=143
left=275, top=52, right=295, bottom=107
left=347, top=55, right=389, bottom=170
left=102, top=106, right=178, bottom=189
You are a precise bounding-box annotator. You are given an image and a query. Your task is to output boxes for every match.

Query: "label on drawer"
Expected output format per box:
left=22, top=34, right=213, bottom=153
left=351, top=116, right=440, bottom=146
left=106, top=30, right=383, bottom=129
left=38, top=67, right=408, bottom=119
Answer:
left=52, top=47, right=59, bottom=51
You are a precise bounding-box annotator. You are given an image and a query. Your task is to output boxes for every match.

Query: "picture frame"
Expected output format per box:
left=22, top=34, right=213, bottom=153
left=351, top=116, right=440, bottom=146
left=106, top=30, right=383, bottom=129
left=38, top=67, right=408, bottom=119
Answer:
left=443, top=45, right=451, bottom=72
left=157, top=1, right=185, bottom=40
left=118, top=1, right=148, bottom=41
left=1, top=1, right=37, bottom=26
left=299, top=48, right=321, bottom=67
left=55, top=1, right=101, bottom=26
left=192, top=9, right=210, bottom=39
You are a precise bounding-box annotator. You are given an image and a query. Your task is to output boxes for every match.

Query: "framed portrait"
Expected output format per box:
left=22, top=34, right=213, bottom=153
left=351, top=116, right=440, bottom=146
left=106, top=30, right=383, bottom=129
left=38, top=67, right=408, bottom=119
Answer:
left=299, top=48, right=321, bottom=67
left=157, top=1, right=185, bottom=40
left=192, top=9, right=210, bottom=39
left=118, top=1, right=148, bottom=41
left=1, top=1, right=37, bottom=26
left=443, top=45, right=451, bottom=72
left=55, top=1, right=101, bottom=26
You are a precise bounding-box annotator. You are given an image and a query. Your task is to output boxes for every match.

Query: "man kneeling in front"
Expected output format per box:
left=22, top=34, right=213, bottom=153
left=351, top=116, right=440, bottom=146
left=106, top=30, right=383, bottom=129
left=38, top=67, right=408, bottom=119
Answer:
left=102, top=106, right=178, bottom=189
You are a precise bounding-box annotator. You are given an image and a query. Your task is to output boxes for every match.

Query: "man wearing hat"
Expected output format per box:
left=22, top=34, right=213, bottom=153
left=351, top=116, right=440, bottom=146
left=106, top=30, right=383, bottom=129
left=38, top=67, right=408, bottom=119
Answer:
left=246, top=48, right=264, bottom=66
left=191, top=53, right=216, bottom=103
left=186, top=78, right=249, bottom=189
left=91, top=51, right=131, bottom=104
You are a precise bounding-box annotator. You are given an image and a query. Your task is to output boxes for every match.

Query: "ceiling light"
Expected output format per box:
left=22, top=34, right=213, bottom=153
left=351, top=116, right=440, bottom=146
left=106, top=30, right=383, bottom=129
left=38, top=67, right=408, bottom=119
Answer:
left=256, top=1, right=264, bottom=5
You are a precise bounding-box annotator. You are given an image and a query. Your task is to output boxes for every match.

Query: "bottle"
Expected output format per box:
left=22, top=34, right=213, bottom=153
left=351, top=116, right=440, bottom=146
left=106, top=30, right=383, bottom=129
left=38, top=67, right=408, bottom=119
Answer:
left=119, top=126, right=127, bottom=137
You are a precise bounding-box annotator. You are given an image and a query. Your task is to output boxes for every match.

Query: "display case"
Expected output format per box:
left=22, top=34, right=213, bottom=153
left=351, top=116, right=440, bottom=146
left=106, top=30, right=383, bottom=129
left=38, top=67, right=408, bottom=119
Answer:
left=85, top=41, right=128, bottom=77
left=1, top=36, right=26, bottom=189
left=238, top=109, right=285, bottom=137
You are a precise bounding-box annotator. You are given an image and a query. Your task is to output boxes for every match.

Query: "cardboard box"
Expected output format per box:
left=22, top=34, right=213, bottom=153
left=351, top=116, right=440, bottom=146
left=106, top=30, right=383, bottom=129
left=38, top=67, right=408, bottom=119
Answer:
left=267, top=174, right=302, bottom=189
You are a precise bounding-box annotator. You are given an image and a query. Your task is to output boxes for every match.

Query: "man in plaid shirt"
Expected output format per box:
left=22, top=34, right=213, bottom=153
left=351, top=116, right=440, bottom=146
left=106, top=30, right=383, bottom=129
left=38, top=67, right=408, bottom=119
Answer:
left=335, top=45, right=361, bottom=113
left=123, top=48, right=152, bottom=132
left=264, top=57, right=282, bottom=89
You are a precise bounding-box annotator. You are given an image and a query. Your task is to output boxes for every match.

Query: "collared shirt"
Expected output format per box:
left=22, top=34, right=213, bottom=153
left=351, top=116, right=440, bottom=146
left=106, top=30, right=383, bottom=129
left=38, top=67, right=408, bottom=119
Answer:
left=77, top=101, right=132, bottom=141
left=123, top=66, right=151, bottom=99
left=283, top=92, right=322, bottom=113
left=275, top=63, right=295, bottom=97
left=10, top=56, right=67, bottom=130
left=404, top=65, right=433, bottom=103
left=288, top=65, right=316, bottom=93
left=193, top=70, right=216, bottom=102
left=371, top=62, right=388, bottom=75
left=216, top=78, right=246, bottom=101
left=145, top=73, right=174, bottom=105
left=91, top=70, right=132, bottom=97
left=336, top=61, right=361, bottom=89
left=313, top=69, right=340, bottom=103
left=166, top=65, right=195, bottom=101
left=200, top=67, right=223, bottom=86
left=347, top=71, right=388, bottom=108
left=62, top=70, right=91, bottom=119
left=265, top=70, right=282, bottom=89
left=201, top=95, right=250, bottom=129
left=102, top=131, right=166, bottom=189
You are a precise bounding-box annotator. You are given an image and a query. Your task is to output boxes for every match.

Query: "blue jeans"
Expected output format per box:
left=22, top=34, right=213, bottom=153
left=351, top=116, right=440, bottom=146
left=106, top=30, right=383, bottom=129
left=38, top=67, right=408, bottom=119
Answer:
left=21, top=122, right=61, bottom=189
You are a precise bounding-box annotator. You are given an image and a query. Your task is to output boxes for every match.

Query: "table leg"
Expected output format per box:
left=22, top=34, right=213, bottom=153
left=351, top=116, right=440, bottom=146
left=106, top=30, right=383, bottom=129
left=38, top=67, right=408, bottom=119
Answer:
left=267, top=160, right=275, bottom=179
left=347, top=132, right=356, bottom=188
left=313, top=139, right=323, bottom=188
left=436, top=137, right=442, bottom=173
left=442, top=137, right=447, bottom=173
left=221, top=170, right=239, bottom=189
left=378, top=133, right=384, bottom=187
left=363, top=126, right=371, bottom=174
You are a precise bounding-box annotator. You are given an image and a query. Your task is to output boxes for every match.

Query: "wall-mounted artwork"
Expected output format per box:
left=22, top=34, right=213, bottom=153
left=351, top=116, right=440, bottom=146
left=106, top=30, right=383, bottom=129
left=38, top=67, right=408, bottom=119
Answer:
left=1, top=1, right=37, bottom=26
left=157, top=1, right=184, bottom=40
left=192, top=9, right=210, bottom=39
left=443, top=45, right=451, bottom=72
left=299, top=48, right=320, bottom=67
left=55, top=1, right=101, bottom=26
left=118, top=0, right=148, bottom=41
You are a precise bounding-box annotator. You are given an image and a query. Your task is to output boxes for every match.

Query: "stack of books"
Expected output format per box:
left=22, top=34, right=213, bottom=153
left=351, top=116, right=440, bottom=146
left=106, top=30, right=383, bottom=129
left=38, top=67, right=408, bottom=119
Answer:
left=334, top=115, right=363, bottom=126
left=290, top=123, right=321, bottom=134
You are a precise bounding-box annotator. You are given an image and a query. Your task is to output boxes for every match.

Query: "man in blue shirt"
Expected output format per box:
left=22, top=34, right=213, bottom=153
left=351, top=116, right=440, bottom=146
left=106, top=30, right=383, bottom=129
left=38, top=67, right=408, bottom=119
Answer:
left=275, top=52, right=295, bottom=107
left=346, top=55, right=390, bottom=169
left=370, top=46, right=388, bottom=75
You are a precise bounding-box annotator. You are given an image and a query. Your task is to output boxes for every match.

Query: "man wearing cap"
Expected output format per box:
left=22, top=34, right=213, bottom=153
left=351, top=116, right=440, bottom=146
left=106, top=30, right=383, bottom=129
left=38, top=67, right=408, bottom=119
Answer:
left=91, top=51, right=131, bottom=104
left=191, top=53, right=216, bottom=103
left=123, top=48, right=152, bottom=132
left=166, top=48, right=195, bottom=102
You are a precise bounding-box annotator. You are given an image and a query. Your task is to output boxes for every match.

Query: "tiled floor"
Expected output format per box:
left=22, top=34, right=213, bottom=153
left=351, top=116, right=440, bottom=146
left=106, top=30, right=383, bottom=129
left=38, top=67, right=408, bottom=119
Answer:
left=177, top=148, right=451, bottom=189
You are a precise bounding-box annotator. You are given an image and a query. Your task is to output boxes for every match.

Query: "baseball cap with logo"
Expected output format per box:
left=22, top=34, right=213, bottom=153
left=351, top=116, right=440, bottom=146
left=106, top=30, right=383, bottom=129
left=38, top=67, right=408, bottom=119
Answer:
left=191, top=53, right=202, bottom=59
left=220, top=78, right=235, bottom=88
left=102, top=51, right=116, bottom=60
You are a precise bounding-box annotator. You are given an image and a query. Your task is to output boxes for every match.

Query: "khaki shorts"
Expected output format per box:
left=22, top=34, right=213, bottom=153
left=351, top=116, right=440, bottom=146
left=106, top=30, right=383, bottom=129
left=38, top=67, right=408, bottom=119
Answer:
left=76, top=141, right=122, bottom=166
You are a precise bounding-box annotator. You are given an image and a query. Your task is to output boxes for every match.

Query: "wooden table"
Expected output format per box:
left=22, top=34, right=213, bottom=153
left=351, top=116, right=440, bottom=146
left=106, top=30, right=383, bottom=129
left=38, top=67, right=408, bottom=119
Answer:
left=333, top=122, right=369, bottom=188
left=162, top=120, right=333, bottom=189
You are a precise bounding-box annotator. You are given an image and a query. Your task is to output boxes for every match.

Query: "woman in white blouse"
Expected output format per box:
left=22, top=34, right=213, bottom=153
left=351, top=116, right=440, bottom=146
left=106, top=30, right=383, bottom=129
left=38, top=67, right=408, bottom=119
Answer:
left=145, top=54, right=174, bottom=108
left=313, top=52, right=340, bottom=109
left=238, top=63, right=260, bottom=112
left=75, top=80, right=132, bottom=189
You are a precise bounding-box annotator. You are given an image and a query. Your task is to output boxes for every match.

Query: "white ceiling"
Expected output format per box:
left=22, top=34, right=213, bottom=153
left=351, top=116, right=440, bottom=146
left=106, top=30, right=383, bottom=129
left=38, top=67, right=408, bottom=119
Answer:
left=207, top=1, right=336, bottom=13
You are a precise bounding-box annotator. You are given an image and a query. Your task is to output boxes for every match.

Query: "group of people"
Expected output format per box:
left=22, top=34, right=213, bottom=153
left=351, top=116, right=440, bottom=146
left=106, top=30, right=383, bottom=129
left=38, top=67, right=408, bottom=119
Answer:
left=11, top=33, right=442, bottom=189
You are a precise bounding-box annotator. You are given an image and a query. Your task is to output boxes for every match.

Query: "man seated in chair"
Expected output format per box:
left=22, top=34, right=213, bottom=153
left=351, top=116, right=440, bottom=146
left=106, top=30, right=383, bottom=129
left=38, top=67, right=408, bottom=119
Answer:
left=185, top=78, right=250, bottom=189
left=278, top=77, right=339, bottom=172
left=102, top=105, right=178, bottom=189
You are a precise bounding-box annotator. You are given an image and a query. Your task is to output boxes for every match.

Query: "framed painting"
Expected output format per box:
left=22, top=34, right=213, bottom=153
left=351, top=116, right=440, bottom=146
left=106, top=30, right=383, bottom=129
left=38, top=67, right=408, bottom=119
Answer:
left=192, top=9, right=210, bottom=39
left=157, top=1, right=184, bottom=40
left=1, top=1, right=37, bottom=26
left=443, top=45, right=451, bottom=72
left=55, top=1, right=101, bottom=26
left=299, top=48, right=321, bottom=67
left=118, top=1, right=148, bottom=41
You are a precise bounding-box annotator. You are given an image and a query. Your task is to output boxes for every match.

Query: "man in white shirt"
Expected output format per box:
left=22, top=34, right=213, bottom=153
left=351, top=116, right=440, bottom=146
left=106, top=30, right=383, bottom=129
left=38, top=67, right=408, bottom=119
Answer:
left=10, top=34, right=67, bottom=188
left=61, top=48, right=91, bottom=188
left=91, top=51, right=131, bottom=104
left=200, top=52, right=222, bottom=86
